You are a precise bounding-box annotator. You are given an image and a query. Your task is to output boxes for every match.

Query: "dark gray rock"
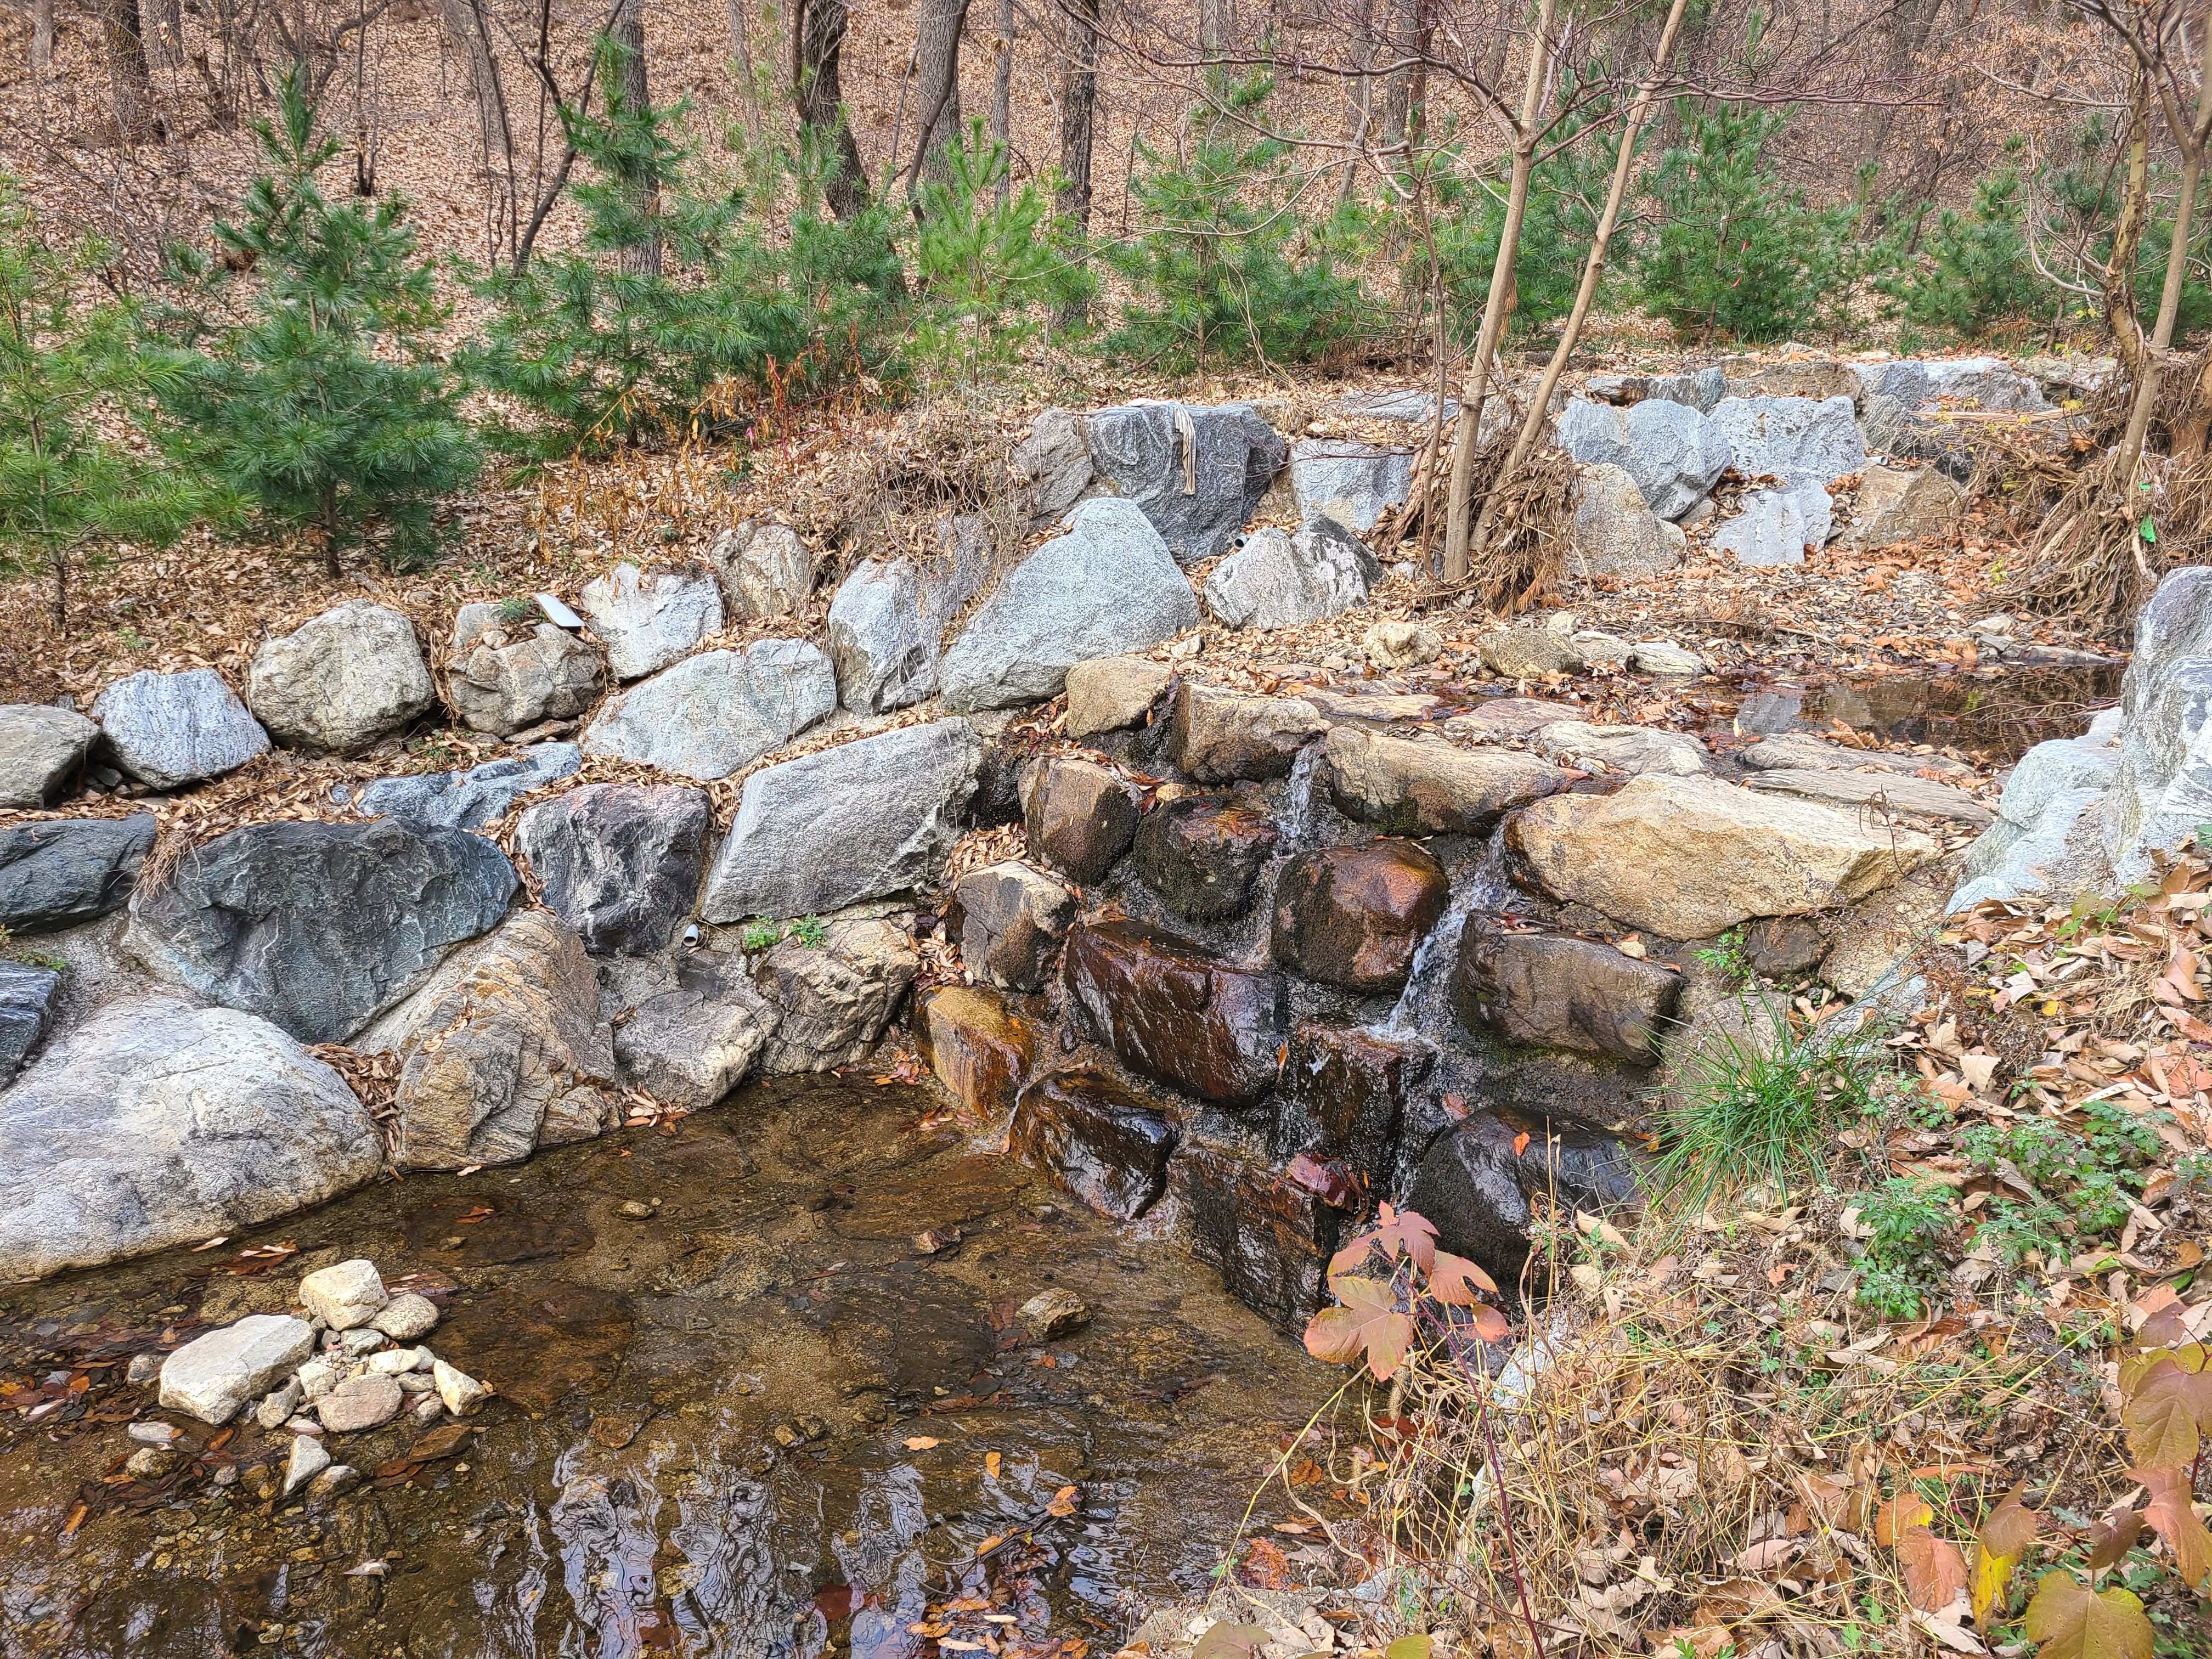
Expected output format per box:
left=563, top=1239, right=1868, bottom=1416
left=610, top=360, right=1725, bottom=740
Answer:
left=0, top=959, right=60, bottom=1085
left=125, top=820, right=518, bottom=1044
left=939, top=499, right=1201, bottom=711
left=950, top=860, right=1076, bottom=992
left=1011, top=1068, right=1177, bottom=1221
left=517, top=783, right=711, bottom=955
left=91, top=669, right=270, bottom=789
left=0, top=995, right=383, bottom=1282
left=825, top=515, right=994, bottom=712
left=1172, top=1114, right=1348, bottom=1334
left=1452, top=922, right=1684, bottom=1063
left=0, top=705, right=99, bottom=808
left=1404, top=1109, right=1640, bottom=1283
left=699, top=719, right=981, bottom=923
left=1132, top=795, right=1278, bottom=921
left=1271, top=1022, right=1431, bottom=1187
left=0, top=814, right=156, bottom=934
left=1009, top=408, right=1093, bottom=526
left=1082, top=401, right=1288, bottom=565
left=611, top=951, right=778, bottom=1109
left=348, top=744, right=582, bottom=831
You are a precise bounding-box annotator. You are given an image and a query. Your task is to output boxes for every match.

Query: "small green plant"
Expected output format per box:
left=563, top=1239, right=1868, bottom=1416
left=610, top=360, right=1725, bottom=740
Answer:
left=0, top=926, right=67, bottom=973
left=144, top=63, right=481, bottom=574
left=1847, top=1176, right=1956, bottom=1317
left=496, top=595, right=537, bottom=623
left=1692, top=929, right=1755, bottom=991
left=1644, top=994, right=1879, bottom=1215
left=791, top=915, right=827, bottom=949
left=738, top=919, right=782, bottom=953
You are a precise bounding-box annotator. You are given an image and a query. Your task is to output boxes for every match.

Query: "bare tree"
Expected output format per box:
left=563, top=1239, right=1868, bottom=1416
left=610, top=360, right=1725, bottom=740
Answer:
left=102, top=0, right=158, bottom=141
left=905, top=0, right=972, bottom=193
left=31, top=0, right=55, bottom=75
left=729, top=0, right=764, bottom=139
left=610, top=0, right=662, bottom=275
left=1058, top=0, right=1102, bottom=230
left=990, top=0, right=1014, bottom=204
left=794, top=0, right=870, bottom=217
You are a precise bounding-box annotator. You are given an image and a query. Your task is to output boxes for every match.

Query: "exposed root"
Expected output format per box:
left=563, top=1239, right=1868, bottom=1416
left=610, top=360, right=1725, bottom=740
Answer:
left=1381, top=410, right=1576, bottom=614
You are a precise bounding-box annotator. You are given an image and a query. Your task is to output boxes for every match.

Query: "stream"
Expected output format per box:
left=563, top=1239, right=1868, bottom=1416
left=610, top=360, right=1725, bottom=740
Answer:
left=0, top=1078, right=1351, bottom=1658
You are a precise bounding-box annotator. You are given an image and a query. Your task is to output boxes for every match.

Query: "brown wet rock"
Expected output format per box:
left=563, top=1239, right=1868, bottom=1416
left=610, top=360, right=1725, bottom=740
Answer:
left=1443, top=697, right=1582, bottom=742
left=916, top=986, right=1037, bottom=1126
left=399, top=1197, right=593, bottom=1264
left=949, top=860, right=1075, bottom=991
left=1131, top=795, right=1279, bottom=921
left=1172, top=1119, right=1350, bottom=1336
left=1020, top=756, right=1141, bottom=884
left=1404, top=1108, right=1640, bottom=1283
left=1010, top=1069, right=1178, bottom=1220
left=1063, top=917, right=1287, bottom=1108
left=1452, top=921, right=1684, bottom=1064
left=1270, top=1022, right=1431, bottom=1184
left=1321, top=726, right=1569, bottom=837
left=1271, top=842, right=1449, bottom=993
left=430, top=1282, right=634, bottom=1416
left=1164, top=683, right=1328, bottom=783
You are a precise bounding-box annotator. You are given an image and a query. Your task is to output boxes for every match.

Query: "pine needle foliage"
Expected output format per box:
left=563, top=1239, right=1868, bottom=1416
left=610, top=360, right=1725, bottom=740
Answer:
left=144, top=64, right=480, bottom=574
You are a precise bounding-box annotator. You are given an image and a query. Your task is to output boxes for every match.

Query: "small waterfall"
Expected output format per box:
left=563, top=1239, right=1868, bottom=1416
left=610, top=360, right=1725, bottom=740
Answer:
left=1379, top=824, right=1510, bottom=1037
left=1274, top=741, right=1326, bottom=852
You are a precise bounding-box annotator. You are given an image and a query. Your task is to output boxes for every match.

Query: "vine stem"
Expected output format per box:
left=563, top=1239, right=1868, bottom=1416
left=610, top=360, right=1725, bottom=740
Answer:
left=1428, top=1302, right=1545, bottom=1659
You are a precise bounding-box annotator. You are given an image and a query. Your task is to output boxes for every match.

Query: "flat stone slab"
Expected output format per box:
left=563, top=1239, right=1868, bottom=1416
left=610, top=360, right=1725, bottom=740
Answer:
left=581, top=642, right=836, bottom=781
left=159, top=1314, right=317, bottom=1425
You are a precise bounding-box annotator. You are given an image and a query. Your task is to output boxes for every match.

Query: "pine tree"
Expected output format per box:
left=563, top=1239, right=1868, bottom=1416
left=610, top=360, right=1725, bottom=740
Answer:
left=146, top=64, right=481, bottom=575
left=0, top=177, right=204, bottom=628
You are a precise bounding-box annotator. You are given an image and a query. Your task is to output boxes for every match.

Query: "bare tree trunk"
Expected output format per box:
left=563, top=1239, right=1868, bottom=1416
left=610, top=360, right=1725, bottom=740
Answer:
left=1854, top=0, right=1939, bottom=226
left=1198, top=0, right=1228, bottom=54
left=32, top=0, right=54, bottom=74
left=905, top=0, right=969, bottom=195
left=103, top=0, right=157, bottom=141
left=1378, top=0, right=1408, bottom=152
left=1442, top=0, right=1556, bottom=581
left=2105, top=66, right=2153, bottom=382
left=728, top=0, right=762, bottom=140
left=1058, top=0, right=1099, bottom=229
left=1335, top=0, right=1374, bottom=202
left=146, top=0, right=181, bottom=66
left=794, top=0, right=869, bottom=218
left=989, top=0, right=1012, bottom=204
left=611, top=0, right=662, bottom=276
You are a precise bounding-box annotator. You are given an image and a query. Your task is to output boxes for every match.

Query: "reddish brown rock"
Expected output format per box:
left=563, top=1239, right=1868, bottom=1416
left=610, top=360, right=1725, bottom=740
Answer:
left=1019, top=757, right=1140, bottom=885
left=1452, top=922, right=1683, bottom=1063
left=1010, top=1069, right=1177, bottom=1220
left=950, top=860, right=1075, bottom=991
left=1131, top=795, right=1279, bottom=921
left=1164, top=683, right=1327, bottom=783
left=1270, top=1022, right=1431, bottom=1184
left=916, top=985, right=1036, bottom=1125
left=1172, top=1121, right=1349, bottom=1335
left=1063, top=917, right=1287, bottom=1108
left=1271, top=842, right=1449, bottom=992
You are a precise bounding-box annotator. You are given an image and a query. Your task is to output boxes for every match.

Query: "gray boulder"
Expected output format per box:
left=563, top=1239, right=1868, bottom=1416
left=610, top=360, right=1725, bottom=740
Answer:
left=1009, top=408, right=1093, bottom=526
left=125, top=819, right=518, bottom=1044
left=826, top=515, right=994, bottom=712
left=517, top=783, right=710, bottom=955
left=1706, top=394, right=1865, bottom=485
left=1841, top=465, right=1962, bottom=551
left=1950, top=713, right=2123, bottom=910
left=0, top=959, right=60, bottom=1085
left=578, top=562, right=723, bottom=680
left=940, top=499, right=1201, bottom=710
left=1204, top=514, right=1378, bottom=631
left=446, top=607, right=604, bottom=737
left=1337, top=388, right=1460, bottom=423
left=0, top=813, right=156, bottom=933
left=2101, top=567, right=2212, bottom=882
left=1082, top=401, right=1288, bottom=565
left=1290, top=437, right=1414, bottom=534
left=1555, top=398, right=1732, bottom=520
left=0, top=996, right=383, bottom=1283
left=1713, top=477, right=1832, bottom=567
left=755, top=917, right=919, bottom=1073
left=701, top=718, right=981, bottom=922
left=581, top=641, right=836, bottom=781
left=91, top=669, right=270, bottom=789
left=1857, top=358, right=2045, bottom=481
left=952, top=860, right=1076, bottom=992
left=711, top=521, right=816, bottom=619
left=611, top=951, right=778, bottom=1109
left=0, top=705, right=99, bottom=808
left=247, top=601, right=437, bottom=755
left=348, top=744, right=581, bottom=831
left=1567, top=463, right=1685, bottom=579
left=160, top=1316, right=319, bottom=1426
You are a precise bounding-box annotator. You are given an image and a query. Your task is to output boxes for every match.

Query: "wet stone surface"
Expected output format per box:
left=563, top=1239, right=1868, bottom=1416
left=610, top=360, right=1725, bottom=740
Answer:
left=0, top=1077, right=1347, bottom=1658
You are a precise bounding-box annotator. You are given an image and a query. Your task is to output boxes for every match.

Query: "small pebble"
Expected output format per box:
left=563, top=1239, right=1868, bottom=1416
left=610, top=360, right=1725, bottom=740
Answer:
left=283, top=1435, right=330, bottom=1498
left=127, top=1354, right=162, bottom=1386
left=128, top=1421, right=180, bottom=1447
left=619, top=1200, right=654, bottom=1219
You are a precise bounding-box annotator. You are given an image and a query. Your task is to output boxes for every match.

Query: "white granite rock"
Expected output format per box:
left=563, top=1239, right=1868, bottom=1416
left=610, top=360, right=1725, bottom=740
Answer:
left=159, top=1315, right=317, bottom=1425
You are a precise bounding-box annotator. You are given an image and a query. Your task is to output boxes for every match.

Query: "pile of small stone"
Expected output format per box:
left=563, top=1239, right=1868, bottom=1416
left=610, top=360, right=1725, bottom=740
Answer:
left=139, top=1259, right=489, bottom=1501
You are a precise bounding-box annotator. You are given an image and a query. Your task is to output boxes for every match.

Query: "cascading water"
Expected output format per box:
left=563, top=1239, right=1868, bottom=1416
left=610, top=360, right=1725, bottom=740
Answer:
left=1379, top=823, right=1510, bottom=1038
left=1273, top=742, right=1326, bottom=853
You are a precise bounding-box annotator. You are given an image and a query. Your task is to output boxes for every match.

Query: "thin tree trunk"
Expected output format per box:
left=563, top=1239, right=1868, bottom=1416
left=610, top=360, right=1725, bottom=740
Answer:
left=728, top=0, right=762, bottom=139
left=1335, top=0, right=1374, bottom=202
left=1057, top=0, right=1098, bottom=229
left=1470, top=0, right=1690, bottom=557
left=1198, top=0, right=1227, bottom=54
left=2104, top=67, right=2153, bottom=382
left=147, top=0, right=181, bottom=66
left=794, top=0, right=869, bottom=218
left=611, top=0, right=662, bottom=275
left=989, top=0, right=1012, bottom=205
left=905, top=0, right=969, bottom=195
left=103, top=0, right=156, bottom=142
left=32, top=0, right=54, bottom=74
left=2113, top=50, right=2212, bottom=489
left=1442, top=0, right=1556, bottom=581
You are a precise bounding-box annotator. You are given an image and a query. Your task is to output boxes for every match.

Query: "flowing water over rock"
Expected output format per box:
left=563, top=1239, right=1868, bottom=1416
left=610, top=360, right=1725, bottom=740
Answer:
left=0, top=1077, right=1347, bottom=1658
